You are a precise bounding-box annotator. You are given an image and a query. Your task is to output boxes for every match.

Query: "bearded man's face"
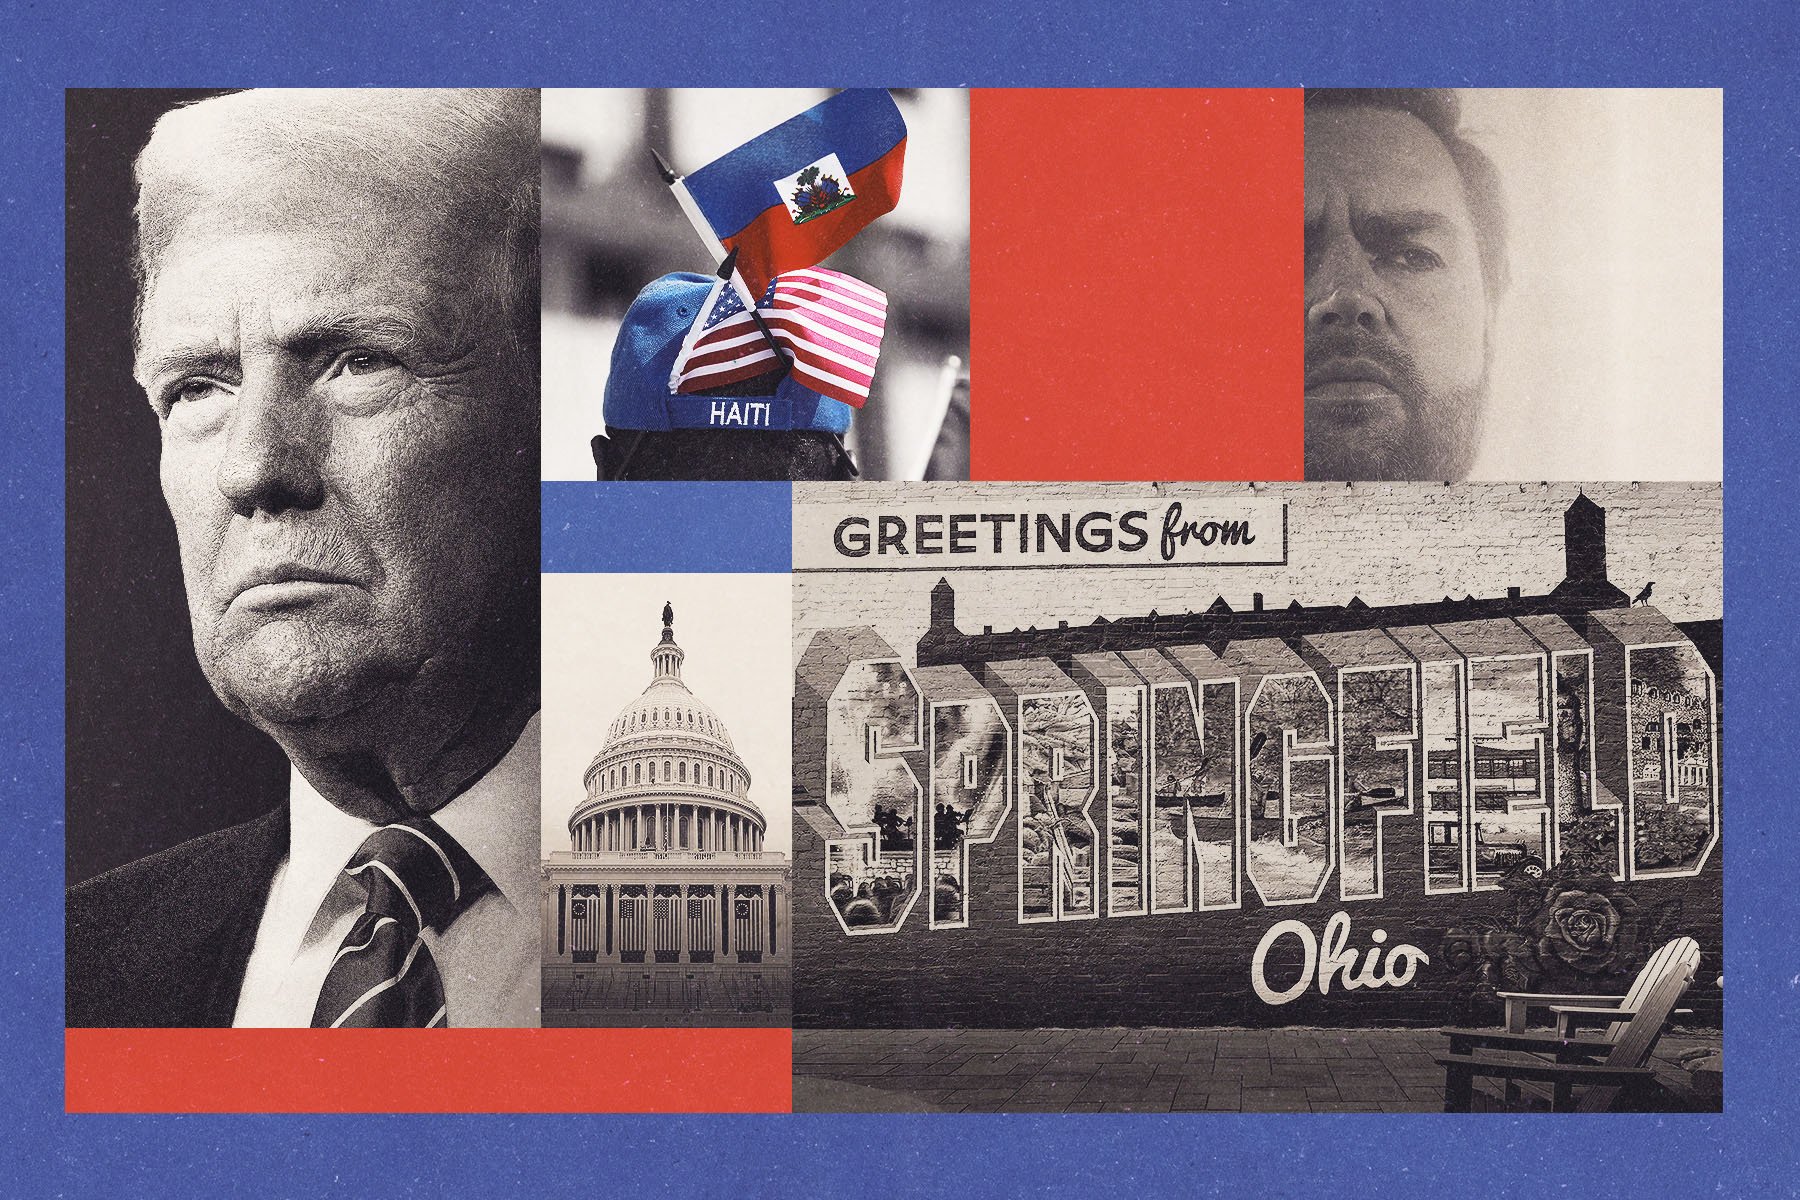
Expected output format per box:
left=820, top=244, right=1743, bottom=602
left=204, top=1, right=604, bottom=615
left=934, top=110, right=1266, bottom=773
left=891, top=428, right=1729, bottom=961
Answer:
left=1304, top=105, right=1491, bottom=480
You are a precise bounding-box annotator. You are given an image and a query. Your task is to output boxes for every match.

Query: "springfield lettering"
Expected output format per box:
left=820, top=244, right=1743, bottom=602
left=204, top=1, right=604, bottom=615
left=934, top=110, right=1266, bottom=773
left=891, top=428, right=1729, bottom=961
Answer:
left=800, top=614, right=1719, bottom=940
left=795, top=497, right=1286, bottom=570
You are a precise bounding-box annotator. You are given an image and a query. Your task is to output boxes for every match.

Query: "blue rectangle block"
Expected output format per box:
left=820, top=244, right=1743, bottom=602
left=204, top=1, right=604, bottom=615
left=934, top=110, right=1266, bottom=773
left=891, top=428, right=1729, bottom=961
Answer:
left=541, top=482, right=792, bottom=574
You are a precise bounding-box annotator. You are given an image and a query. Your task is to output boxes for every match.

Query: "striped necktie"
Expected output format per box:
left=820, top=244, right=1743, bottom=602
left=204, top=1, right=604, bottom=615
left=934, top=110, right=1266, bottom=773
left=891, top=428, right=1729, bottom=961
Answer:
left=310, top=818, right=492, bottom=1028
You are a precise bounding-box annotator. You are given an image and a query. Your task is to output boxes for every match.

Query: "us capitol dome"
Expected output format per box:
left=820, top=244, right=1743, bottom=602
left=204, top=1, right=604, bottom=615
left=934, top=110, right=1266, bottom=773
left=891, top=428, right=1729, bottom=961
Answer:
left=566, top=601, right=766, bottom=854
left=541, top=604, right=790, bottom=1027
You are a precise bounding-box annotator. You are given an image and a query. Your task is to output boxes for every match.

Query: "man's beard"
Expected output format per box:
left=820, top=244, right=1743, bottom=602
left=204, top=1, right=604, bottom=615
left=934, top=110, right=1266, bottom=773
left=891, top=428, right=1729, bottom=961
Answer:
left=1304, top=328, right=1485, bottom=481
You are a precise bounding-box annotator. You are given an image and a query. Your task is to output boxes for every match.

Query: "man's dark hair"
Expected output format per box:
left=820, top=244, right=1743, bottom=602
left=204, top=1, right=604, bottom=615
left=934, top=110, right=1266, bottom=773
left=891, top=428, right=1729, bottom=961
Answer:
left=1305, top=88, right=1509, bottom=305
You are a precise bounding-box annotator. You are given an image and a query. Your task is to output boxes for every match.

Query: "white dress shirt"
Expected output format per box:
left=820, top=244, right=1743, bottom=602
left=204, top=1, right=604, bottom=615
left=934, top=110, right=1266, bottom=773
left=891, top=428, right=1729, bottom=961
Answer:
left=233, top=714, right=541, bottom=1028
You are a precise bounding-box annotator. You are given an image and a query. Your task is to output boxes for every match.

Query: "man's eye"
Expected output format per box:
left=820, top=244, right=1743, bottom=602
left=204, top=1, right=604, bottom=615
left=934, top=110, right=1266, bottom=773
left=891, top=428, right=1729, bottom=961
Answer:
left=168, top=377, right=228, bottom=407
left=335, top=350, right=400, bottom=377
left=1380, top=246, right=1444, bottom=272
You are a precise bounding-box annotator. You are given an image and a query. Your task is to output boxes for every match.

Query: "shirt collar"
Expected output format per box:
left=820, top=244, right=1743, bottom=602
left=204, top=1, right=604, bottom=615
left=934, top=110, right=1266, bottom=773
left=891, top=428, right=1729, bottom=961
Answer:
left=430, top=712, right=541, bottom=914
left=286, top=712, right=542, bottom=920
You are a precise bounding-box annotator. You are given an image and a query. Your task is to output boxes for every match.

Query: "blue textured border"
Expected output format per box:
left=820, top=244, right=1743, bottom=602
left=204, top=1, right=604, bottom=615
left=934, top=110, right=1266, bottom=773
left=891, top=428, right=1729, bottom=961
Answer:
left=5, top=2, right=1797, bottom=1195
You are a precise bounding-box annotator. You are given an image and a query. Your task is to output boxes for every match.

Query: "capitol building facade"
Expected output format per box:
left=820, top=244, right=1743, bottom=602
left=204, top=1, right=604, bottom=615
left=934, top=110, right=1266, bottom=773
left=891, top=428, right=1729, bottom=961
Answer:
left=541, top=605, right=791, bottom=1026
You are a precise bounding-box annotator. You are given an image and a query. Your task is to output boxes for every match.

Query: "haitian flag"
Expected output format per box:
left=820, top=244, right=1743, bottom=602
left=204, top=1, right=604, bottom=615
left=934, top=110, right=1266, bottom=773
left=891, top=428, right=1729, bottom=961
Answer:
left=681, top=88, right=907, bottom=298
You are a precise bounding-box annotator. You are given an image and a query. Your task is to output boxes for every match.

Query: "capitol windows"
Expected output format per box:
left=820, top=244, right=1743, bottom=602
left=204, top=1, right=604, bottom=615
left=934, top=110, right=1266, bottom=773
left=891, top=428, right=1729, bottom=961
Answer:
left=707, top=765, right=714, bottom=786
left=635, top=762, right=643, bottom=784
left=679, top=762, right=687, bottom=782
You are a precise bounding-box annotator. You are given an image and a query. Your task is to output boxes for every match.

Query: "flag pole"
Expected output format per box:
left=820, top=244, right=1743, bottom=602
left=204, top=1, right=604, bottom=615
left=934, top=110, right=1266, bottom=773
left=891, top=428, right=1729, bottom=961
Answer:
left=651, top=148, right=731, bottom=264
left=653, top=147, right=791, bottom=370
left=713, top=247, right=792, bottom=370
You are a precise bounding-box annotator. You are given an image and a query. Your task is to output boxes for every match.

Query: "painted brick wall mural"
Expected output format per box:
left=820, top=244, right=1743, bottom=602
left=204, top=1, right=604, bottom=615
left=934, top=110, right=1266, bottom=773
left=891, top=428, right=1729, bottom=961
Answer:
left=790, top=483, right=1723, bottom=1029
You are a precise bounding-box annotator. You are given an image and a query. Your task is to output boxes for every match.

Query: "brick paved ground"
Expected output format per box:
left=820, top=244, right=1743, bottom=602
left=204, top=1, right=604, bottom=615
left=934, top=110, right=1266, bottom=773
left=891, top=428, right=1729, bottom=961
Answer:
left=793, top=1027, right=1722, bottom=1113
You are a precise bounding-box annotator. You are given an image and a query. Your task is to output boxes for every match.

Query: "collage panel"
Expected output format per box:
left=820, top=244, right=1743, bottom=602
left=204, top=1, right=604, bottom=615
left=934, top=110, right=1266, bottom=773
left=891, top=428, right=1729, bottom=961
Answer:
left=65, top=88, right=544, bottom=1031
left=1302, top=87, right=1722, bottom=482
left=540, top=572, right=793, bottom=1028
left=16, top=0, right=1795, bottom=1186
left=789, top=481, right=1723, bottom=1113
left=542, top=88, right=970, bottom=483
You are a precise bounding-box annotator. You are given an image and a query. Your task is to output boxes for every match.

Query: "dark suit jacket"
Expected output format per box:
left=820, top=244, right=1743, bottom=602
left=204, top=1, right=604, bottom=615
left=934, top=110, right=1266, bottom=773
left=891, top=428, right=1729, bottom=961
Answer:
left=66, top=806, right=287, bottom=1027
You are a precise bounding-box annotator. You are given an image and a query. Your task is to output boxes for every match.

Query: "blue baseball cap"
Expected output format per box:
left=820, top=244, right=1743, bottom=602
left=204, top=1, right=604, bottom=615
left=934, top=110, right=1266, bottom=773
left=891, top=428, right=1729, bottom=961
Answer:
left=603, top=272, right=853, bottom=435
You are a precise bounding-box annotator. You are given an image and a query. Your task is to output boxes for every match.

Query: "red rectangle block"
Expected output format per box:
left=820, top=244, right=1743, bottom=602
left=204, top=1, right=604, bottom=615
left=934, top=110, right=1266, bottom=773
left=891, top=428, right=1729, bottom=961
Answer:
left=66, top=1028, right=792, bottom=1113
left=969, top=88, right=1303, bottom=481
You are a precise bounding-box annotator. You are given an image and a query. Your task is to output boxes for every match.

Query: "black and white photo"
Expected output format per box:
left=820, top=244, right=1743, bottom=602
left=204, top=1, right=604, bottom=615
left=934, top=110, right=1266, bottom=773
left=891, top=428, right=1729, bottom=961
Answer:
left=65, top=88, right=544, bottom=1029
left=1304, top=88, right=1721, bottom=481
left=540, top=576, right=792, bottom=1027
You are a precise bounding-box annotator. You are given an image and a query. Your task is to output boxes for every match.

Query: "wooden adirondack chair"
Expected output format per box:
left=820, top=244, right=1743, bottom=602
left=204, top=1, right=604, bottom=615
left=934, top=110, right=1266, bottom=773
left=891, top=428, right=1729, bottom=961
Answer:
left=1436, top=936, right=1702, bottom=1112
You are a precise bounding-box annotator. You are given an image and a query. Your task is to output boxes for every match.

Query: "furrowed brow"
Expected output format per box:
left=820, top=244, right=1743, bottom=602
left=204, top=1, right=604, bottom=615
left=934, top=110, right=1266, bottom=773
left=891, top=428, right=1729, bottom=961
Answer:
left=134, top=344, right=238, bottom=390
left=1355, top=208, right=1454, bottom=244
left=277, top=309, right=438, bottom=361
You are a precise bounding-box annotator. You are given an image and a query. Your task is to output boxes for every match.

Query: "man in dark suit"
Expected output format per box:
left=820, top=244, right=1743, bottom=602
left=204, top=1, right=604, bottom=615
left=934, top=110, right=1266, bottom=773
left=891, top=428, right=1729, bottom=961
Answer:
left=67, top=88, right=543, bottom=1028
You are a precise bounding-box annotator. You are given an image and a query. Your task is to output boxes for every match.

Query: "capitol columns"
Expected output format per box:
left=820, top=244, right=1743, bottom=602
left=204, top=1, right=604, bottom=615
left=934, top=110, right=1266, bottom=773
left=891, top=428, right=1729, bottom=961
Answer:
left=608, top=883, right=619, bottom=960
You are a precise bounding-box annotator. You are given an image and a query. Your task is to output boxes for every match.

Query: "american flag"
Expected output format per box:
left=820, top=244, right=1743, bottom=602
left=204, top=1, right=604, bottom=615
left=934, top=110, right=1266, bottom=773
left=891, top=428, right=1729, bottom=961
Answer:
left=669, top=268, right=888, bottom=408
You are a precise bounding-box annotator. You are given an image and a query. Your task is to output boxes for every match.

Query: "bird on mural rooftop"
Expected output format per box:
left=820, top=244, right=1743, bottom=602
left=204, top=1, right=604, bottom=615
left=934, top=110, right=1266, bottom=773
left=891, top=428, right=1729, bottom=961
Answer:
left=1633, top=581, right=1655, bottom=606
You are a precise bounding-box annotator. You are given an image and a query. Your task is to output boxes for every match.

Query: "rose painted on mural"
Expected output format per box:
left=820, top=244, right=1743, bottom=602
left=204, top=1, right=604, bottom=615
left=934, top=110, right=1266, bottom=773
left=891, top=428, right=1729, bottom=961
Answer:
left=1437, top=862, right=1682, bottom=1016
left=1532, top=880, right=1642, bottom=974
left=1439, top=929, right=1481, bottom=974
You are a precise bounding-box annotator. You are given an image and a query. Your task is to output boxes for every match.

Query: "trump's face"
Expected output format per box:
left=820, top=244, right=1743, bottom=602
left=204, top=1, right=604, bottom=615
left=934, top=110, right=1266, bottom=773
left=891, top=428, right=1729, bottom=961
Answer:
left=136, top=202, right=536, bottom=738
left=1305, top=105, right=1490, bottom=480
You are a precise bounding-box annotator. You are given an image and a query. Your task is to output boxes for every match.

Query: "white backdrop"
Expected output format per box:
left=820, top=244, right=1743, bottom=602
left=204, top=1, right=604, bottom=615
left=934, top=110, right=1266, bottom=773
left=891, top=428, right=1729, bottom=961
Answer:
left=1459, top=88, right=1722, bottom=480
